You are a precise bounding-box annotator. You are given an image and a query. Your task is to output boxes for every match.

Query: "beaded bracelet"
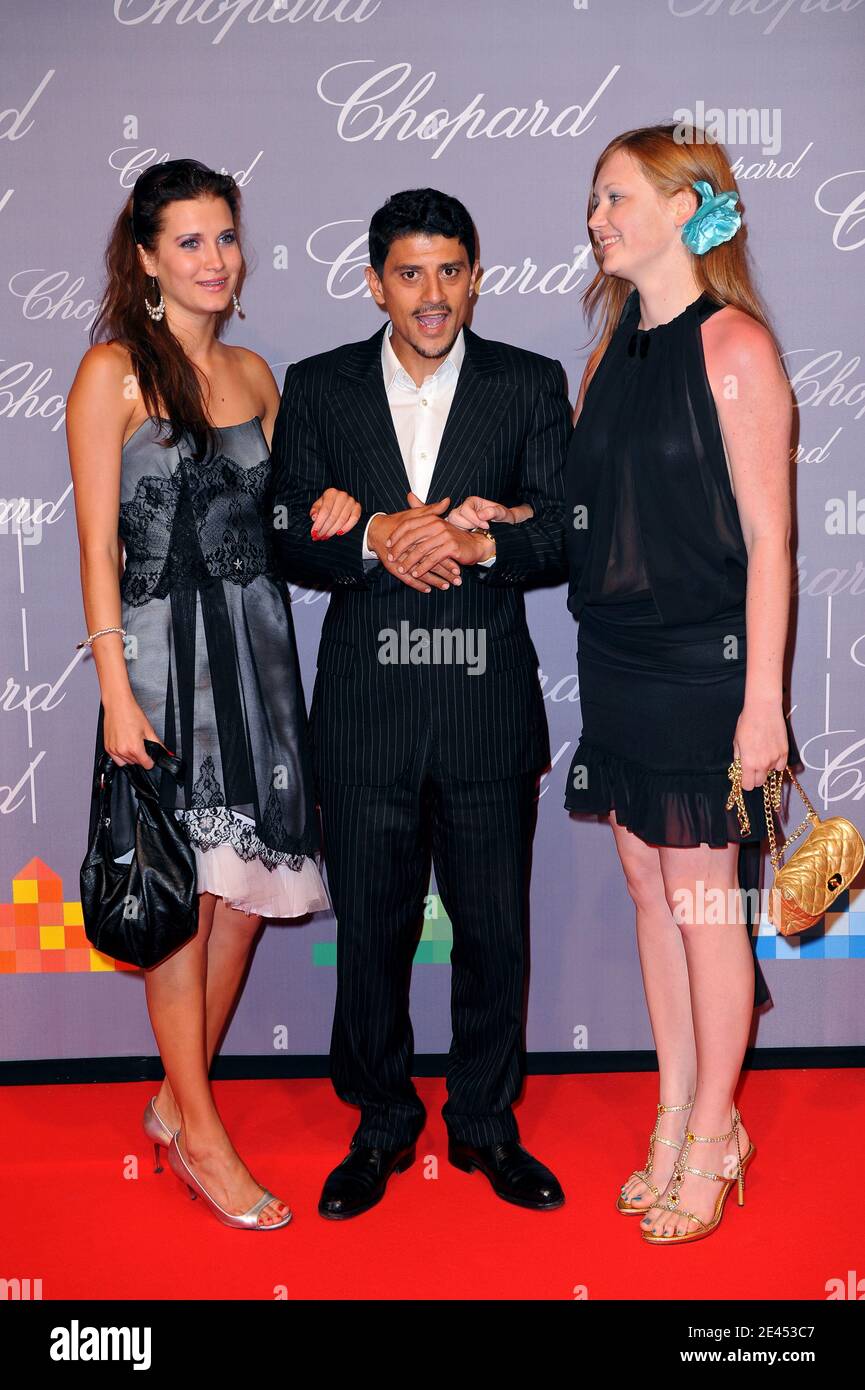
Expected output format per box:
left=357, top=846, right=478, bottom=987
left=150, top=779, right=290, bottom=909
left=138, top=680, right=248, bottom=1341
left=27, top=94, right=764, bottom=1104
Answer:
left=76, top=626, right=127, bottom=650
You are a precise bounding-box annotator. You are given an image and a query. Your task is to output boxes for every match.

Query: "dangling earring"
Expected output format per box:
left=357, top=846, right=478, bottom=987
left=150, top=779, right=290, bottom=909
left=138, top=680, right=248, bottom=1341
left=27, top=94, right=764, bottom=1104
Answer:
left=232, top=290, right=245, bottom=319
left=144, top=276, right=164, bottom=322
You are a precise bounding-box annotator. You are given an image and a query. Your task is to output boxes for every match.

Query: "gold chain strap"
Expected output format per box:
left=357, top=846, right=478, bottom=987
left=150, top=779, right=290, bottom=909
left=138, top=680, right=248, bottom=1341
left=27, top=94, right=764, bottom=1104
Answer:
left=726, top=759, right=818, bottom=865
left=763, top=766, right=819, bottom=868
left=725, top=757, right=754, bottom=836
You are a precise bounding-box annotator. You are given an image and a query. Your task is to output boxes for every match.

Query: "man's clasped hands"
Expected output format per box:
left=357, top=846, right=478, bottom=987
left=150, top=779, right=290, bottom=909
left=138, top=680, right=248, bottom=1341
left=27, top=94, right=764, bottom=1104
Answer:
left=309, top=489, right=532, bottom=593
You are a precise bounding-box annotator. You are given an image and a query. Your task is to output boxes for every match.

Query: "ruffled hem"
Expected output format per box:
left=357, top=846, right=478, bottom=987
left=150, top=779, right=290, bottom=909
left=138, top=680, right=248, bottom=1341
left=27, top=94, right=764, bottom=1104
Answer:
left=564, top=737, right=766, bottom=847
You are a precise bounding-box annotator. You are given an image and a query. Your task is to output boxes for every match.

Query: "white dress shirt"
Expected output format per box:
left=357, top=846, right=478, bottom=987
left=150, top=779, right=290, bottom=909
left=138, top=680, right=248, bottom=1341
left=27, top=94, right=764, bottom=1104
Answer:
left=361, top=321, right=495, bottom=566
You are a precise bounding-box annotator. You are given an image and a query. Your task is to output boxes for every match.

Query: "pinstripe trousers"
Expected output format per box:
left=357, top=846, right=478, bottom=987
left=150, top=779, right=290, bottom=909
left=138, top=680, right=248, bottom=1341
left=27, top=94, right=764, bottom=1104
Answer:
left=318, top=722, right=541, bottom=1149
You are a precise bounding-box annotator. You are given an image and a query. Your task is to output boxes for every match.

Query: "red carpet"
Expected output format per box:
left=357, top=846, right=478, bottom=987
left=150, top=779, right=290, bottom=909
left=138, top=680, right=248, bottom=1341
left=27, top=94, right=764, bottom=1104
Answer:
left=2, top=1070, right=862, bottom=1301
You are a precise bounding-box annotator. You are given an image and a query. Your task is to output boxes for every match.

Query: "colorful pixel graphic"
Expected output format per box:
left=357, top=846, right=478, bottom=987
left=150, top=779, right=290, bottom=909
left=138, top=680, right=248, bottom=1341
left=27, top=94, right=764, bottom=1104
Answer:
left=2, top=860, right=860, bottom=974
left=754, top=884, right=865, bottom=959
left=313, top=888, right=453, bottom=966
left=0, top=858, right=138, bottom=974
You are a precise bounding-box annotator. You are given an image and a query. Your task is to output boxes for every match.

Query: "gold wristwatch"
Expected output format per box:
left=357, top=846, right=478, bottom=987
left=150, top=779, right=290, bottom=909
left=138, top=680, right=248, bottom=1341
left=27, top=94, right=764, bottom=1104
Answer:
left=468, top=526, right=496, bottom=559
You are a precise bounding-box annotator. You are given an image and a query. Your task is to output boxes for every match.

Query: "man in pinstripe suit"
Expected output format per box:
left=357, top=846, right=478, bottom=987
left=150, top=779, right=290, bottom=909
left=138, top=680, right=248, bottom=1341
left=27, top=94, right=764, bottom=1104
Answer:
left=270, top=190, right=571, bottom=1219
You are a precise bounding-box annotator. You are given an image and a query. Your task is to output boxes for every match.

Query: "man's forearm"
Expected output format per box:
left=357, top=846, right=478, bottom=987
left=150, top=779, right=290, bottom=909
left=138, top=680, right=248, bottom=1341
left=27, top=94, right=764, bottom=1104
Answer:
left=477, top=359, right=570, bottom=585
left=271, top=498, right=373, bottom=586
left=477, top=507, right=566, bottom=584
left=269, top=365, right=372, bottom=589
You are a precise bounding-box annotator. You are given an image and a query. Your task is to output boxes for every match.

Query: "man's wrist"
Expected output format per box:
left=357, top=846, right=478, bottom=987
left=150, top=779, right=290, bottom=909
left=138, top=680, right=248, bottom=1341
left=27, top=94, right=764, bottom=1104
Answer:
left=468, top=527, right=496, bottom=564
left=362, top=511, right=386, bottom=561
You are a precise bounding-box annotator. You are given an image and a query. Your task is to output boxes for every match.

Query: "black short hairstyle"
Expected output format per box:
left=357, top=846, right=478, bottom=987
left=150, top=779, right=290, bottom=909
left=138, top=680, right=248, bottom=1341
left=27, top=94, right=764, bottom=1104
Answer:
left=368, top=188, right=476, bottom=277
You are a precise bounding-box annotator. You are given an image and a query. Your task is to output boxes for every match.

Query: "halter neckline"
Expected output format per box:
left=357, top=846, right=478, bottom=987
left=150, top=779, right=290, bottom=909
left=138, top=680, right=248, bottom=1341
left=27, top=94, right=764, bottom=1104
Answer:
left=629, top=289, right=708, bottom=335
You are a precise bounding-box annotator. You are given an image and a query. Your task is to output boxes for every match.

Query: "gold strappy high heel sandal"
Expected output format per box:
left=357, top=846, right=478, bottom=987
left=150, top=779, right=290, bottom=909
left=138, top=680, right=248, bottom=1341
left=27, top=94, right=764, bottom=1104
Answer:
left=617, top=1100, right=692, bottom=1214
left=641, top=1105, right=756, bottom=1245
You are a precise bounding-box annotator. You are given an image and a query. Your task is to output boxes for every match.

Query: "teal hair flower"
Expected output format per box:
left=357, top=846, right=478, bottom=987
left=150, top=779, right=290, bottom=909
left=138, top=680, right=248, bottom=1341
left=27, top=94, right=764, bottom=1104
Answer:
left=681, top=179, right=741, bottom=255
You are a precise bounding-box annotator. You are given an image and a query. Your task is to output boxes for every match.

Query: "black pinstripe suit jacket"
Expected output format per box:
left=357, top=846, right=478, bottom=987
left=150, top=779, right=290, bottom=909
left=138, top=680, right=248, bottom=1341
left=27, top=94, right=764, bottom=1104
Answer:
left=269, top=322, right=571, bottom=785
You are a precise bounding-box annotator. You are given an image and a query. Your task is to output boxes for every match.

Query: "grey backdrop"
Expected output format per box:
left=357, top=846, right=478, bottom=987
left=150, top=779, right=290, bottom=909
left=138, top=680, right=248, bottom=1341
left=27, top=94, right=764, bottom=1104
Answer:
left=1, top=0, right=864, bottom=1062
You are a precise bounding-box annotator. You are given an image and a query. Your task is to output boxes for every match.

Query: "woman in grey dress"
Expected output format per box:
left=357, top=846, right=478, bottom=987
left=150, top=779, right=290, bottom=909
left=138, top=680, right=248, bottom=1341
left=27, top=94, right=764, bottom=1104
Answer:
left=67, top=160, right=360, bottom=1229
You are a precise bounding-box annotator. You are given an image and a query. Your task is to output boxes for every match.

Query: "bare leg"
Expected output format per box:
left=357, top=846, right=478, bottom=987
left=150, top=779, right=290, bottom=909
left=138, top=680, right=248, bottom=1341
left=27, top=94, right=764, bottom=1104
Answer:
left=144, top=892, right=289, bottom=1226
left=609, top=811, right=697, bottom=1208
left=640, top=841, right=754, bottom=1238
left=154, top=897, right=264, bottom=1123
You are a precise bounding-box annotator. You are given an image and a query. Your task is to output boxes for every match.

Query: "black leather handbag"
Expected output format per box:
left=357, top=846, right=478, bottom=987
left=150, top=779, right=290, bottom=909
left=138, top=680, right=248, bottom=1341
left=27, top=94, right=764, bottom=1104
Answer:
left=80, top=738, right=198, bottom=968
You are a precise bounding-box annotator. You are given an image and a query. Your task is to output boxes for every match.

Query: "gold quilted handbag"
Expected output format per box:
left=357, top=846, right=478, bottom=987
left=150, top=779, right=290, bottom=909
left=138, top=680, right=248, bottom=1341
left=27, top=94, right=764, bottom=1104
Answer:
left=727, top=760, right=864, bottom=936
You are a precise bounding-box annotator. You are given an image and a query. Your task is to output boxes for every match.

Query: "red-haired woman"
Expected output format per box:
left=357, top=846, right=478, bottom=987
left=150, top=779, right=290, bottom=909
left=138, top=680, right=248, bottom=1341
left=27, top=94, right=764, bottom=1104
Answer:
left=564, top=125, right=798, bottom=1243
left=67, top=159, right=359, bottom=1230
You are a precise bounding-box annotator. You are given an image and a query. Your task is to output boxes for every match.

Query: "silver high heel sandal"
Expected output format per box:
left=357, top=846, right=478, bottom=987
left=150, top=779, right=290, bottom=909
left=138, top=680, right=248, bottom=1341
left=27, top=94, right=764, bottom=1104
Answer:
left=142, top=1097, right=174, bottom=1174
left=166, top=1132, right=293, bottom=1231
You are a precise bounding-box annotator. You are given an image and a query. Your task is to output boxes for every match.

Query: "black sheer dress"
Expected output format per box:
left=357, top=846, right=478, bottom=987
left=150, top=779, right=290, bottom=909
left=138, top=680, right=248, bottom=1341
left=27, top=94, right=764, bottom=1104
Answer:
left=564, top=289, right=799, bottom=1007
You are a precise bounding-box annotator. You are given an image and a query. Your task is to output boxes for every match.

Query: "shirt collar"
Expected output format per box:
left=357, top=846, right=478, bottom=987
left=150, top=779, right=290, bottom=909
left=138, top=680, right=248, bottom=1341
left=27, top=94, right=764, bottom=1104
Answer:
left=381, top=320, right=466, bottom=391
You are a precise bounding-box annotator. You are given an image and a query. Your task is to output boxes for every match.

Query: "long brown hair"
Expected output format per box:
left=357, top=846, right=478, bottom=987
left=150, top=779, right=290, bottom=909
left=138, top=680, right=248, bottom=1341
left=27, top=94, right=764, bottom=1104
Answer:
left=581, top=123, right=776, bottom=383
left=90, top=158, right=248, bottom=461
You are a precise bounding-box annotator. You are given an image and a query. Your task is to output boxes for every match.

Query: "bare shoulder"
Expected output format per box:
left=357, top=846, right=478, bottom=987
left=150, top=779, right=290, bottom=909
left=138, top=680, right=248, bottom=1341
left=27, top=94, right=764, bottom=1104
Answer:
left=71, top=340, right=132, bottom=391
left=226, top=345, right=278, bottom=403
left=701, top=304, right=781, bottom=377
left=67, top=341, right=138, bottom=427
left=226, top=343, right=269, bottom=373
left=701, top=304, right=792, bottom=517
left=66, top=343, right=132, bottom=514
left=225, top=344, right=281, bottom=430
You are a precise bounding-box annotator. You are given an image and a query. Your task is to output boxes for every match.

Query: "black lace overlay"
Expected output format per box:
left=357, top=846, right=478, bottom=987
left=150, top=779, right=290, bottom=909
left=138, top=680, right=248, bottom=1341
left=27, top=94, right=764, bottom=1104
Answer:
left=173, top=754, right=306, bottom=873
left=120, top=446, right=273, bottom=606
left=104, top=417, right=321, bottom=876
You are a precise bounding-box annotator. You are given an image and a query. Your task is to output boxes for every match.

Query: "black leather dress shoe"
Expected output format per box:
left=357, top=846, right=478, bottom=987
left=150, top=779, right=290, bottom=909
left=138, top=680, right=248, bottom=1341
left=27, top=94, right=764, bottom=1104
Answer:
left=448, top=1138, right=565, bottom=1210
left=318, top=1141, right=417, bottom=1220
